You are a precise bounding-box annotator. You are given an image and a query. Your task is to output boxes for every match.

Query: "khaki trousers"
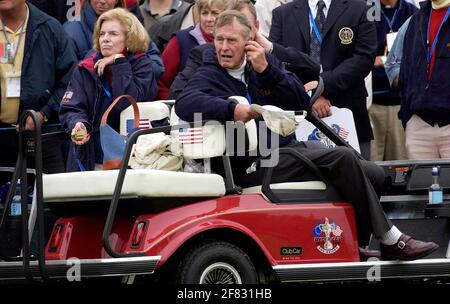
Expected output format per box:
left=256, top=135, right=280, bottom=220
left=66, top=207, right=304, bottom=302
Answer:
left=369, top=104, right=406, bottom=161
left=406, top=114, right=450, bottom=159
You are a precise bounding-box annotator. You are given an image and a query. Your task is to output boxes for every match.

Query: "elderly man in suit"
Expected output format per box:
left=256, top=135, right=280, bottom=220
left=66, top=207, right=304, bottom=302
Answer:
left=267, top=0, right=376, bottom=160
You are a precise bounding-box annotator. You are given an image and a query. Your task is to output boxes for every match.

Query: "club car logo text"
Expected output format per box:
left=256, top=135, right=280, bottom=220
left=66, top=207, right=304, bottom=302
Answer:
left=313, top=217, right=343, bottom=255
left=280, top=247, right=303, bottom=256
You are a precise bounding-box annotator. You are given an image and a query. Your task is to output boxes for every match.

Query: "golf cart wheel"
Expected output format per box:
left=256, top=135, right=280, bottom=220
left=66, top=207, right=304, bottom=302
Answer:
left=177, top=241, right=258, bottom=284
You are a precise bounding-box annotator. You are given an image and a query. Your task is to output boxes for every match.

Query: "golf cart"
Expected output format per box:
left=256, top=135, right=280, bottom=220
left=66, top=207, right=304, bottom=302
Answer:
left=0, top=78, right=449, bottom=284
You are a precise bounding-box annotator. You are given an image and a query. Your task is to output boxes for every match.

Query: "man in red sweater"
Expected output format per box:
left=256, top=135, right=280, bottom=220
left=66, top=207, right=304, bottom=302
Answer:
left=399, top=0, right=450, bottom=159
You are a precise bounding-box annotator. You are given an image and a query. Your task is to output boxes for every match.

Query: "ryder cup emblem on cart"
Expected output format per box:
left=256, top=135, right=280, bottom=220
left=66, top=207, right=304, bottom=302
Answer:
left=313, top=218, right=343, bottom=254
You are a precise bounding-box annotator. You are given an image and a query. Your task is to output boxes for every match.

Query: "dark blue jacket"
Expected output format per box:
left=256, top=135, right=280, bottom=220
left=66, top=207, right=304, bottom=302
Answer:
left=63, top=1, right=96, bottom=61
left=372, top=0, right=417, bottom=105
left=18, top=3, right=77, bottom=122
left=176, top=45, right=309, bottom=122
left=175, top=25, right=201, bottom=73
left=175, top=45, right=309, bottom=179
left=59, top=51, right=157, bottom=171
left=399, top=1, right=450, bottom=128
left=63, top=2, right=164, bottom=78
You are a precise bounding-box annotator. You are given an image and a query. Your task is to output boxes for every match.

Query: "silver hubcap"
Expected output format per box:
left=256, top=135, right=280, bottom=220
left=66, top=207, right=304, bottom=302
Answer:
left=199, top=262, right=242, bottom=284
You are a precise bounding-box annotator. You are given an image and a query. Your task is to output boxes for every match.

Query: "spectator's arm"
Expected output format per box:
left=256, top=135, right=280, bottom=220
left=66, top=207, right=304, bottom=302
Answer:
left=147, top=40, right=165, bottom=80
left=62, top=21, right=84, bottom=61
left=59, top=68, right=91, bottom=132
left=157, top=37, right=181, bottom=99
left=43, top=22, right=77, bottom=121
left=385, top=17, right=411, bottom=87
left=169, top=44, right=205, bottom=99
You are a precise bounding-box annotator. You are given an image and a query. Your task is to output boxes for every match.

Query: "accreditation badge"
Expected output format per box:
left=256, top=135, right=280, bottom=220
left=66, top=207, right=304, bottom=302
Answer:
left=5, top=70, right=21, bottom=98
left=386, top=32, right=398, bottom=53
left=339, top=27, right=354, bottom=45
left=0, top=42, right=9, bottom=64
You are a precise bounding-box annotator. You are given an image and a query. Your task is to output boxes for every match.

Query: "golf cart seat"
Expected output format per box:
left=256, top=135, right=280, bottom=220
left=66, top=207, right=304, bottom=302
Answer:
left=43, top=169, right=226, bottom=202
left=43, top=101, right=229, bottom=202
left=224, top=96, right=332, bottom=202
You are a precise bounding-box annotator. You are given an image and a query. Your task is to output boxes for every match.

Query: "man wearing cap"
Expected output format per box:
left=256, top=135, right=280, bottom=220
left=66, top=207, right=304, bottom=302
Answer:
left=176, top=9, right=439, bottom=261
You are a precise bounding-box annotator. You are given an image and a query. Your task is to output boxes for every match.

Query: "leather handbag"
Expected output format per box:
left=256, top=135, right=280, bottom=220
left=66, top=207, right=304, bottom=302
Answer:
left=100, top=95, right=140, bottom=170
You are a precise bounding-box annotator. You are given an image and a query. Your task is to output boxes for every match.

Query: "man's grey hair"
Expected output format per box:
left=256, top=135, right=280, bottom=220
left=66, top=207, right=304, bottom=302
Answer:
left=214, top=10, right=252, bottom=40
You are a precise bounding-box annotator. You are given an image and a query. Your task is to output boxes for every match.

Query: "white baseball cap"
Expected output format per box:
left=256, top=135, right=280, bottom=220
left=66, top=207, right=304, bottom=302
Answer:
left=250, top=104, right=306, bottom=137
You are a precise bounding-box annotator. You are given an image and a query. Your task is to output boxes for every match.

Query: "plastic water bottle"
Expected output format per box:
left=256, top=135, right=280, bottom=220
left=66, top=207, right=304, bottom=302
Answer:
left=10, top=180, right=22, bottom=217
left=429, top=167, right=443, bottom=204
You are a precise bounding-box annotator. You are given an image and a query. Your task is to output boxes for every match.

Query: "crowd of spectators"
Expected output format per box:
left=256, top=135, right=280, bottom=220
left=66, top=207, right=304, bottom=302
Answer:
left=1, top=0, right=449, bottom=179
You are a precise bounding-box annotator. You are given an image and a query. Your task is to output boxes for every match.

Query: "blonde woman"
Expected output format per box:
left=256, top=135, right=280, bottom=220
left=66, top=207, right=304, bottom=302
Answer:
left=60, top=8, right=157, bottom=172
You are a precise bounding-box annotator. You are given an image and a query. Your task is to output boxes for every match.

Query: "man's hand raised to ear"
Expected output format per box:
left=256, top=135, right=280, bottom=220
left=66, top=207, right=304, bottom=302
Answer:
left=245, top=40, right=268, bottom=73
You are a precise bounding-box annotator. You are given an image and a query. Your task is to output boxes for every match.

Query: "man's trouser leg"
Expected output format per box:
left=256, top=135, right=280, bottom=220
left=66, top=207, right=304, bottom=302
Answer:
left=241, top=141, right=392, bottom=245
left=406, top=115, right=439, bottom=159
left=0, top=131, right=65, bottom=185
left=0, top=131, right=20, bottom=185
left=370, top=104, right=406, bottom=161
left=385, top=105, right=406, bottom=160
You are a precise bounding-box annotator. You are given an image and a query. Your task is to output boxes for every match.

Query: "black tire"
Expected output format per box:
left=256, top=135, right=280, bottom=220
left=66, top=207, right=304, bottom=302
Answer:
left=176, top=241, right=259, bottom=284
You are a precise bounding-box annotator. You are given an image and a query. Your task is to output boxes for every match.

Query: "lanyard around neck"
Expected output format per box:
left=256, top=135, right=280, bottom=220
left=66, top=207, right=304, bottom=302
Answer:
left=381, top=3, right=401, bottom=32
left=1, top=16, right=27, bottom=68
left=309, top=8, right=323, bottom=45
left=426, top=7, right=450, bottom=66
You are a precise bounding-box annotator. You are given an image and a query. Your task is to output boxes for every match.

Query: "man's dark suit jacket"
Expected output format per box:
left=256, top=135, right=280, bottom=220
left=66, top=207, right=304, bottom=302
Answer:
left=170, top=42, right=321, bottom=100
left=270, top=0, right=377, bottom=142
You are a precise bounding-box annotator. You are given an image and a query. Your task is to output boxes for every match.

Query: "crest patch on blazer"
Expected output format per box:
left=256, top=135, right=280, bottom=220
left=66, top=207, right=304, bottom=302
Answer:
left=339, top=27, right=354, bottom=45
